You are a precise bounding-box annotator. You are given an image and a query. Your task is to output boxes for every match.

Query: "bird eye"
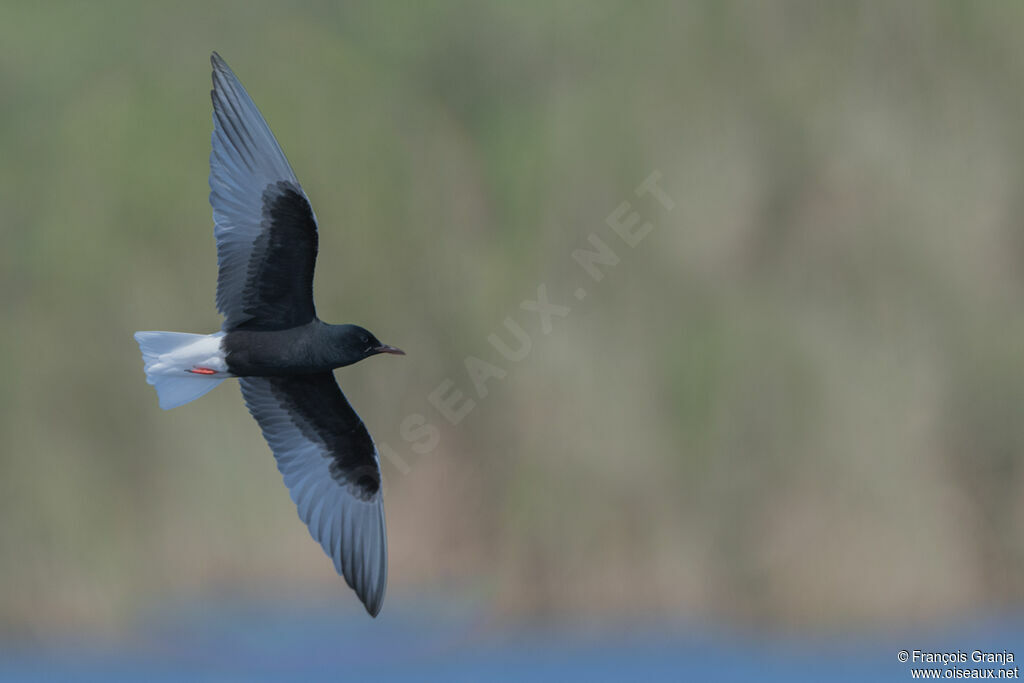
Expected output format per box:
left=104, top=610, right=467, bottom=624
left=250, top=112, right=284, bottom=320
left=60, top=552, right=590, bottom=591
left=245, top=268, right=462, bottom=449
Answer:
left=361, top=335, right=369, bottom=344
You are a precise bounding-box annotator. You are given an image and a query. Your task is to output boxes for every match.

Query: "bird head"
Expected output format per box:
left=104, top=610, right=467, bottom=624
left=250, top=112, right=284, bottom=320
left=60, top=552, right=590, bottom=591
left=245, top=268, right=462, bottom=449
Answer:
left=333, top=324, right=405, bottom=365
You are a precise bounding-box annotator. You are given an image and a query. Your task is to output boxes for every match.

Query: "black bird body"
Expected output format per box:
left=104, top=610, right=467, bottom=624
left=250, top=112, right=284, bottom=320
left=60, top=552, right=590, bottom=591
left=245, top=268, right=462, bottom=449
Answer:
left=133, top=53, right=401, bottom=617
left=223, top=322, right=391, bottom=377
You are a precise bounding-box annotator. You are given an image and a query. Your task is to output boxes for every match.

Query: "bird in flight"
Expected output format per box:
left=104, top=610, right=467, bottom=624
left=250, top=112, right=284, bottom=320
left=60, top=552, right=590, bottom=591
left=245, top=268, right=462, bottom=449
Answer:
left=133, top=53, right=403, bottom=617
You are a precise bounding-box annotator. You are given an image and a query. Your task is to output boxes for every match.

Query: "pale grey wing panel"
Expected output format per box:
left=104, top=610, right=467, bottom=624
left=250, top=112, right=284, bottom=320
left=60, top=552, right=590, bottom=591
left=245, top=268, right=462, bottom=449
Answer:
left=209, top=52, right=318, bottom=330
left=238, top=375, right=387, bottom=616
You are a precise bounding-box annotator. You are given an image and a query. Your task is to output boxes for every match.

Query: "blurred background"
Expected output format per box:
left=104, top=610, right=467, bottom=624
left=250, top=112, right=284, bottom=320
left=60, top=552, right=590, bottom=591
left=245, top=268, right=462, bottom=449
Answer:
left=3, top=1, right=1024, bottom=679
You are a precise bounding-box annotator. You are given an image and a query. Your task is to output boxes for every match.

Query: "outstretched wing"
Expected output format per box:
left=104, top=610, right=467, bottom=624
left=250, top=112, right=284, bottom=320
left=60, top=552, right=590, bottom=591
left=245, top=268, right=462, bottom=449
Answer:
left=239, top=374, right=387, bottom=616
left=209, top=52, right=318, bottom=331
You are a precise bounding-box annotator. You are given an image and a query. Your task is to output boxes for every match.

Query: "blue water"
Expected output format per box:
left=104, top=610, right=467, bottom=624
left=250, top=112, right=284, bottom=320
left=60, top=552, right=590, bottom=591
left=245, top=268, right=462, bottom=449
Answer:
left=2, top=596, right=1021, bottom=681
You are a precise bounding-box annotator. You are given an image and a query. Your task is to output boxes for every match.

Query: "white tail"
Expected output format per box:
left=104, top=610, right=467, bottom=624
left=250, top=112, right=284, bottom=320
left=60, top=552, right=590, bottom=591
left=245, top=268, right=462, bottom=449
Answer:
left=134, top=330, right=228, bottom=410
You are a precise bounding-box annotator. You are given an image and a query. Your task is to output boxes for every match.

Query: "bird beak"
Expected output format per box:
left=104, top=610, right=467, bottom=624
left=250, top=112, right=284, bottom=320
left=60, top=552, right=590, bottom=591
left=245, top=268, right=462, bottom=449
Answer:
left=374, top=344, right=405, bottom=356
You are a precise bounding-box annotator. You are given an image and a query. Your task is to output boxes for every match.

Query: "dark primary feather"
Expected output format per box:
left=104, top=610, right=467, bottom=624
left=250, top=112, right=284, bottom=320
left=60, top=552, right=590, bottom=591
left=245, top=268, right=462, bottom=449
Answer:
left=239, top=374, right=387, bottom=616
left=209, top=52, right=319, bottom=331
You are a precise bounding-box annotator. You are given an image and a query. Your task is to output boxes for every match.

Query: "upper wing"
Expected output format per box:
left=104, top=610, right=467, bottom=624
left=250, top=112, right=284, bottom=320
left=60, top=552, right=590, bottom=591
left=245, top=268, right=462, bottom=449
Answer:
left=239, top=374, right=387, bottom=616
left=209, top=52, right=318, bottom=331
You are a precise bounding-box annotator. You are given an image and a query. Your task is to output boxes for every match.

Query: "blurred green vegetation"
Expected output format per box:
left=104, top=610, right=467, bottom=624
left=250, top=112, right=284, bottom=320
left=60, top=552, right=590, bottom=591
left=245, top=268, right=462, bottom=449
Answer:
left=4, top=1, right=1024, bottom=636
